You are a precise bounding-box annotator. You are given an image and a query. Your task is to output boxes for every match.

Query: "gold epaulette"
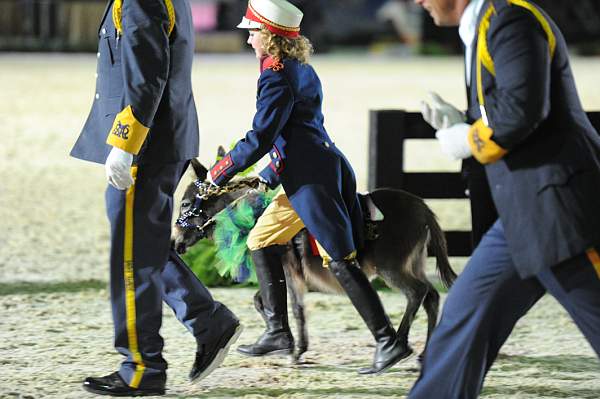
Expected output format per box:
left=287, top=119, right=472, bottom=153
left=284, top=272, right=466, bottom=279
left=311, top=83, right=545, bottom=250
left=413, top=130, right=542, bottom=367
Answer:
left=112, top=0, right=176, bottom=37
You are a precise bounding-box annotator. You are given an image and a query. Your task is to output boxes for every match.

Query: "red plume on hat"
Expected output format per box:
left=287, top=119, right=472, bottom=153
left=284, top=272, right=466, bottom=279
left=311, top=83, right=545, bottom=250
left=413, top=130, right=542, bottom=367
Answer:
left=237, top=0, right=303, bottom=38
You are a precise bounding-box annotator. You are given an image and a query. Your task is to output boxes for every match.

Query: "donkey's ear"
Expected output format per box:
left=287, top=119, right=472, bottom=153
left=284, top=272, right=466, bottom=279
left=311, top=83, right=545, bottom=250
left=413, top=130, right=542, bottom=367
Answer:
left=217, top=145, right=226, bottom=158
left=190, top=158, right=208, bottom=181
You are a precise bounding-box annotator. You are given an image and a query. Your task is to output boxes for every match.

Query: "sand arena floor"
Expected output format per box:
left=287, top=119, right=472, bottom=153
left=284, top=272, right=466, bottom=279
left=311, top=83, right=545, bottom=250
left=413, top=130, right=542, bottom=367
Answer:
left=1, top=53, right=600, bottom=398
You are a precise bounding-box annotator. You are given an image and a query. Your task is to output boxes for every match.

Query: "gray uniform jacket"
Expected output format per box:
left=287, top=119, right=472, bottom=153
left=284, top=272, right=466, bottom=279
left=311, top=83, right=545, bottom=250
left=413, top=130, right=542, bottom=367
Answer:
left=71, top=0, right=199, bottom=165
left=467, top=0, right=600, bottom=277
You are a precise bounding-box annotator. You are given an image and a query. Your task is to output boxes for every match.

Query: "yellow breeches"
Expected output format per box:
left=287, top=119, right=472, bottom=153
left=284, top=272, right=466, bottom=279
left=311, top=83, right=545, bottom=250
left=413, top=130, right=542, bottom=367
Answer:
left=247, top=189, right=331, bottom=263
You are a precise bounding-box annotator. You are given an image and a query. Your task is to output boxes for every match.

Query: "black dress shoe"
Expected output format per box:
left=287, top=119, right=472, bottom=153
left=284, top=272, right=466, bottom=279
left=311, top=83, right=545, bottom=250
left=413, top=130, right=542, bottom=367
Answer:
left=82, top=371, right=165, bottom=396
left=189, top=322, right=243, bottom=382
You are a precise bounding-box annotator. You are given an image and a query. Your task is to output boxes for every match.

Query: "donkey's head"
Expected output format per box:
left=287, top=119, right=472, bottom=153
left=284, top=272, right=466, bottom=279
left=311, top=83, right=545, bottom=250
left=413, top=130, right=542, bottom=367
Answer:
left=171, top=149, right=264, bottom=254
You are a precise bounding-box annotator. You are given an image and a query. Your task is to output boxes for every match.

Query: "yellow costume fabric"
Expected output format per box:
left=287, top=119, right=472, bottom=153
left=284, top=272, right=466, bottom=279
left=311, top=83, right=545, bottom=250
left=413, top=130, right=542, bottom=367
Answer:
left=247, top=189, right=331, bottom=263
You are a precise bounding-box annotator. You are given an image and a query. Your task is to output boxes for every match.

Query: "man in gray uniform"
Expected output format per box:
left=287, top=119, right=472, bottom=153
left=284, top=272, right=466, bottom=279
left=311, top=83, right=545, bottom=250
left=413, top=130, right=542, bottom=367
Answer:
left=71, top=0, right=241, bottom=395
left=412, top=0, right=600, bottom=397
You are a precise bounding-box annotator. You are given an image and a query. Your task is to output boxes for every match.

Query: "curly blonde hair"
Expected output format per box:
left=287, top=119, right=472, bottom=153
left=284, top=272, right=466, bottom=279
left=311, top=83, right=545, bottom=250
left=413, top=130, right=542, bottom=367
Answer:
left=259, top=28, right=314, bottom=64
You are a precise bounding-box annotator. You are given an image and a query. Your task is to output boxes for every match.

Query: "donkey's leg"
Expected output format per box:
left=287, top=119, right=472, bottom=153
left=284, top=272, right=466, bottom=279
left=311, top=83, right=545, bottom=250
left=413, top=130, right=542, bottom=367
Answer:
left=420, top=286, right=440, bottom=359
left=253, top=290, right=267, bottom=323
left=283, top=238, right=312, bottom=362
left=285, top=267, right=309, bottom=362
left=379, top=240, right=428, bottom=354
left=396, top=280, right=427, bottom=350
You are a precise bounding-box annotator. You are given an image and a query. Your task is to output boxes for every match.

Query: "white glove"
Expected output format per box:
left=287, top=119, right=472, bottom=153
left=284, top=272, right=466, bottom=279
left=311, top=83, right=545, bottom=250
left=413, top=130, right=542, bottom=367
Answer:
left=105, top=147, right=134, bottom=190
left=435, top=123, right=472, bottom=160
left=421, top=92, right=466, bottom=130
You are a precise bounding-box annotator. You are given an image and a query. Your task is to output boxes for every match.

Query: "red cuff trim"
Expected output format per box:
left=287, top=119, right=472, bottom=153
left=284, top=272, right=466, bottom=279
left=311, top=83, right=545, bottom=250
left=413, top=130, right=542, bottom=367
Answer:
left=210, top=154, right=234, bottom=180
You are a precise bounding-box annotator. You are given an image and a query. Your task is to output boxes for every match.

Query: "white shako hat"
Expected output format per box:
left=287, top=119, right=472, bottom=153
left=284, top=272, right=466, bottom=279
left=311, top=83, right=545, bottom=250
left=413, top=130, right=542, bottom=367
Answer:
left=237, top=0, right=303, bottom=38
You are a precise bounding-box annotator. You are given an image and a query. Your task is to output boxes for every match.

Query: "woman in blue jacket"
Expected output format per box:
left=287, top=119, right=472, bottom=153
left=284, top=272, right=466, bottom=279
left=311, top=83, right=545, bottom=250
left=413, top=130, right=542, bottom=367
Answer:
left=208, top=0, right=407, bottom=374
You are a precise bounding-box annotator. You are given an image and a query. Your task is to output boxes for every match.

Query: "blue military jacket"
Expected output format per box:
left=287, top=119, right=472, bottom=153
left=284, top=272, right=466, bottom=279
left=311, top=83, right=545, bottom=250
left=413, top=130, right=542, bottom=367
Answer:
left=71, top=0, right=199, bottom=165
left=210, top=56, right=363, bottom=260
left=468, top=0, right=600, bottom=277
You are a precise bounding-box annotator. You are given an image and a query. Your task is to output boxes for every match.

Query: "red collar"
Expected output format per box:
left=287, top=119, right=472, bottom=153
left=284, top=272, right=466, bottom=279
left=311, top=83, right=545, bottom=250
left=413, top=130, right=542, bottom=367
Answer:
left=260, top=56, right=284, bottom=73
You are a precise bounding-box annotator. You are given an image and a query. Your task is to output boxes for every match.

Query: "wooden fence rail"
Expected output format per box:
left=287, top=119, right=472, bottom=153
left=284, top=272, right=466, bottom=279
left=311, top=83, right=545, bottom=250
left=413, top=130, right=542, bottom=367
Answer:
left=368, top=110, right=600, bottom=256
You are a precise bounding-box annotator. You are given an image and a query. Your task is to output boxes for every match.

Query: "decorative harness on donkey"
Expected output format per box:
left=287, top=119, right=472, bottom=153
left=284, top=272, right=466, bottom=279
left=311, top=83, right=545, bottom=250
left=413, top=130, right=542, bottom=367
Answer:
left=175, top=178, right=265, bottom=237
left=177, top=179, right=383, bottom=281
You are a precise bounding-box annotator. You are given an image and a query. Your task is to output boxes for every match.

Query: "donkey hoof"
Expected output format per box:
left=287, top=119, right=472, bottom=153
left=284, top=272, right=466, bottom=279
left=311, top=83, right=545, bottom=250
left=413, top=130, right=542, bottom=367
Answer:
left=292, top=347, right=308, bottom=363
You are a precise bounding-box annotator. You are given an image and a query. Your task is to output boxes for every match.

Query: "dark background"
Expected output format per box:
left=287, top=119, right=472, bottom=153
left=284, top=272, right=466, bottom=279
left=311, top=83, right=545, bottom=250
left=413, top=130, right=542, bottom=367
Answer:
left=1, top=0, right=599, bottom=54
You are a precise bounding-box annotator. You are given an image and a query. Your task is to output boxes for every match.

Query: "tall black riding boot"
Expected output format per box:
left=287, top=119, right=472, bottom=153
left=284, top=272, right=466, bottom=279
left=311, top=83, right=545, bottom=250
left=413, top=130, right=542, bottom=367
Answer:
left=237, top=245, right=294, bottom=356
left=329, top=259, right=412, bottom=374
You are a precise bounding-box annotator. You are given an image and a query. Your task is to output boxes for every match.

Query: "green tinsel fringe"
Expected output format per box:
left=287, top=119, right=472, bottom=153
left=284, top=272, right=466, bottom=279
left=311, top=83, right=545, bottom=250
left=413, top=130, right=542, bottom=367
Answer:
left=212, top=190, right=277, bottom=283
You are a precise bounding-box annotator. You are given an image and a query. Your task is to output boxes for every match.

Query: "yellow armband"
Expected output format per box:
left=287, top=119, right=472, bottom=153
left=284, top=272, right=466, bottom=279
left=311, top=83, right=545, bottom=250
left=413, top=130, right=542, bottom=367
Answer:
left=106, top=105, right=150, bottom=155
left=468, top=119, right=508, bottom=164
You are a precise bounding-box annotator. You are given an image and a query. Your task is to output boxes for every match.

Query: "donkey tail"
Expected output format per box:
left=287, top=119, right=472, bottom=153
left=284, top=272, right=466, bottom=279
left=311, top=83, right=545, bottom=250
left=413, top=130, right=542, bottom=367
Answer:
left=427, top=209, right=457, bottom=289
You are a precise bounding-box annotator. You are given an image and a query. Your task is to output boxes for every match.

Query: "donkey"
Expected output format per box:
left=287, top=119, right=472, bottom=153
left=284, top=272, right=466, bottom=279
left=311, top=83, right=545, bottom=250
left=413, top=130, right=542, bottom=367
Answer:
left=172, top=158, right=456, bottom=362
